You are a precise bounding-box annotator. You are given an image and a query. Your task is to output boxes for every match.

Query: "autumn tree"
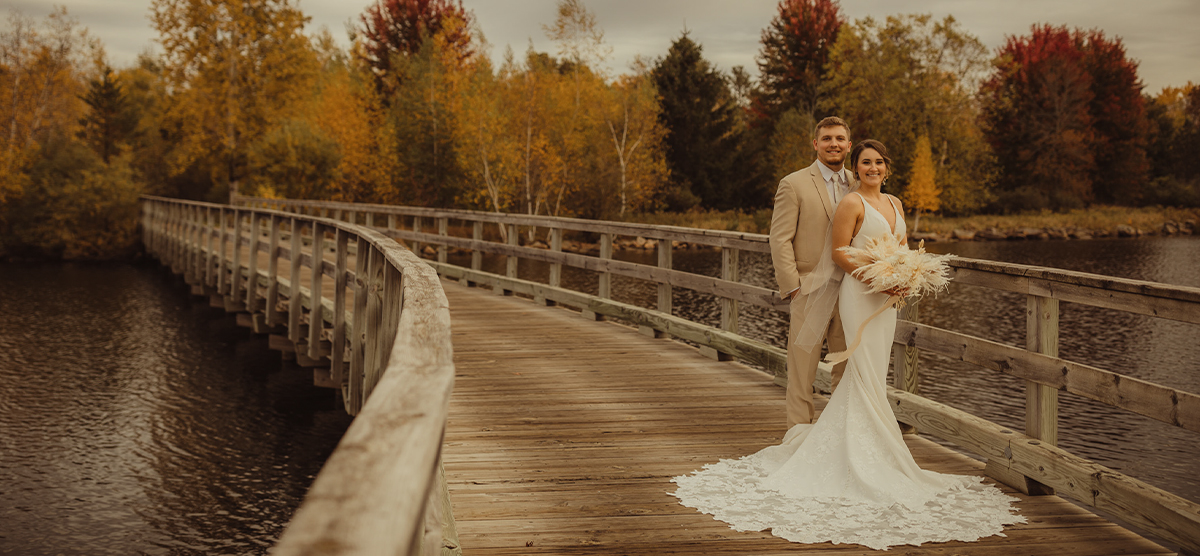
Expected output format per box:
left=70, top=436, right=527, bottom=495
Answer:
left=1079, top=30, right=1149, bottom=204
left=1142, top=84, right=1200, bottom=206
left=151, top=0, right=318, bottom=200
left=357, top=0, right=474, bottom=96
left=541, top=0, right=610, bottom=218
left=387, top=13, right=474, bottom=207
left=766, top=108, right=815, bottom=183
left=821, top=14, right=993, bottom=213
left=651, top=32, right=740, bottom=210
left=981, top=24, right=1149, bottom=210
left=305, top=32, right=399, bottom=203
left=504, top=48, right=569, bottom=221
left=0, top=7, right=143, bottom=260
left=741, top=0, right=844, bottom=208
left=603, top=71, right=668, bottom=218
left=454, top=51, right=520, bottom=222
left=904, top=135, right=940, bottom=232
left=754, top=0, right=844, bottom=122
left=0, top=7, right=94, bottom=203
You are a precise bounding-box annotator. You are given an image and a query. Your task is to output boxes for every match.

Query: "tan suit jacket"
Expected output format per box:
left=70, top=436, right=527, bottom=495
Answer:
left=769, top=160, right=854, bottom=427
left=769, top=161, right=854, bottom=295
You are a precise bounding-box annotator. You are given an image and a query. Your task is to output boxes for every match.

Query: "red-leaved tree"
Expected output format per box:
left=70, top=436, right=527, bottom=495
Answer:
left=752, top=0, right=844, bottom=124
left=981, top=24, right=1148, bottom=209
left=1080, top=29, right=1149, bottom=204
left=358, top=0, right=474, bottom=94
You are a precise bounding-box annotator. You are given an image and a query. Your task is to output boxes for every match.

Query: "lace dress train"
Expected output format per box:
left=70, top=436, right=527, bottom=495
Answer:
left=670, top=195, right=1024, bottom=550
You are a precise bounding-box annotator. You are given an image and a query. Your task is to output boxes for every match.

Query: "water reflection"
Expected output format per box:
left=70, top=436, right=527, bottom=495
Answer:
left=449, top=235, right=1200, bottom=505
left=0, top=263, right=351, bottom=555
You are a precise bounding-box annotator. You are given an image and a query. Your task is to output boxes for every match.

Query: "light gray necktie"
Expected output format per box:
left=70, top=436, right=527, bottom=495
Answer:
left=833, top=173, right=846, bottom=204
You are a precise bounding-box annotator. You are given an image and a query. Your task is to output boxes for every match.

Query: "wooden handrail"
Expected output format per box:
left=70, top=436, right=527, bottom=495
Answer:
left=233, top=194, right=1200, bottom=554
left=140, top=196, right=459, bottom=556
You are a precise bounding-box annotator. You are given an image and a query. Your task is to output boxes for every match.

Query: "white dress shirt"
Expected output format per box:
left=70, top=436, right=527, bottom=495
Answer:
left=817, top=161, right=850, bottom=205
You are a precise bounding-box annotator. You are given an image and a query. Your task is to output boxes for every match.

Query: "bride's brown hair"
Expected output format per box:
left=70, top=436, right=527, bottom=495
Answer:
left=849, top=139, right=893, bottom=182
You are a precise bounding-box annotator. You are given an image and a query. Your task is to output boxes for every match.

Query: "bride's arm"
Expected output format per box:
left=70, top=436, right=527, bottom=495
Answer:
left=830, top=199, right=863, bottom=276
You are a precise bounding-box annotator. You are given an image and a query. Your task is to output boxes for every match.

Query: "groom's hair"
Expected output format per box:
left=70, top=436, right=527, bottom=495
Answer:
left=814, top=116, right=851, bottom=139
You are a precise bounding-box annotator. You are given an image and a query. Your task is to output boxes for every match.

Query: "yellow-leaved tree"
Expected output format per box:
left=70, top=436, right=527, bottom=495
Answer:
left=603, top=69, right=668, bottom=218
left=308, top=33, right=398, bottom=203
left=904, top=134, right=940, bottom=234
left=0, top=7, right=93, bottom=203
left=454, top=51, right=520, bottom=221
left=151, top=0, right=318, bottom=200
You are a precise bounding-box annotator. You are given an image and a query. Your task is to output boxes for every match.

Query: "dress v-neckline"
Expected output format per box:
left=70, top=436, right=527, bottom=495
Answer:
left=859, top=193, right=899, bottom=235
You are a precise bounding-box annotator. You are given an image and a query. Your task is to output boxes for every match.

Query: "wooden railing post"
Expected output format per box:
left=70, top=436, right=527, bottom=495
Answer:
left=893, top=300, right=920, bottom=433
left=502, top=223, right=517, bottom=296
left=309, top=223, right=327, bottom=361
left=217, top=208, right=229, bottom=295
left=204, top=207, right=215, bottom=288
left=288, top=219, right=303, bottom=348
left=246, top=212, right=261, bottom=312
left=701, top=247, right=740, bottom=361
left=413, top=216, right=422, bottom=256
left=1025, top=294, right=1059, bottom=494
left=598, top=233, right=612, bottom=299
left=467, top=221, right=483, bottom=287
left=438, top=217, right=448, bottom=264
left=639, top=238, right=673, bottom=338
left=584, top=233, right=611, bottom=321
left=331, top=228, right=349, bottom=388
left=349, top=237, right=370, bottom=415
left=545, top=227, right=562, bottom=306
left=362, top=246, right=385, bottom=398
left=193, top=205, right=204, bottom=284
left=184, top=205, right=195, bottom=282
left=266, top=214, right=282, bottom=325
left=721, top=247, right=740, bottom=333
left=230, top=208, right=244, bottom=304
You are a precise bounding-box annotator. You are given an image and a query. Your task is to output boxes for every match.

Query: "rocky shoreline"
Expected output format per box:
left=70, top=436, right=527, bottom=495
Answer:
left=911, top=218, right=1197, bottom=243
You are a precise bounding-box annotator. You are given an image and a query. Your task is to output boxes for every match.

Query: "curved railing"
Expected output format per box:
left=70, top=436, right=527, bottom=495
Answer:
left=140, top=196, right=459, bottom=556
left=236, top=194, right=1200, bottom=554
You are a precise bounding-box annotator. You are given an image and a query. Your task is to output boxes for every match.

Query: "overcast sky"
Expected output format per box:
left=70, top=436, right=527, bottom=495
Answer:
left=5, top=0, right=1198, bottom=94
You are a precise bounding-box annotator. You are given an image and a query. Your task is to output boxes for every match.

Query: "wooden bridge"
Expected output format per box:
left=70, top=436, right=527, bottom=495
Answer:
left=140, top=195, right=1200, bottom=556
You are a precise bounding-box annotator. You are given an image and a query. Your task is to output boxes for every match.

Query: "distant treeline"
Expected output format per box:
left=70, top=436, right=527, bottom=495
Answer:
left=2, top=0, right=1198, bottom=260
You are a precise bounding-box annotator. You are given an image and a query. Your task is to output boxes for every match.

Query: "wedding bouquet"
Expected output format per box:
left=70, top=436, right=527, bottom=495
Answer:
left=824, top=234, right=955, bottom=364
left=840, top=233, right=956, bottom=298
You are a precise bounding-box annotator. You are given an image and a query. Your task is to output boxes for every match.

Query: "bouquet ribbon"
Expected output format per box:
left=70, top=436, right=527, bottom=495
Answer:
left=823, top=294, right=901, bottom=364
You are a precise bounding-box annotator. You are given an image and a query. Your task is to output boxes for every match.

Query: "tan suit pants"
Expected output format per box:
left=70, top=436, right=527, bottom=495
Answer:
left=786, top=294, right=848, bottom=427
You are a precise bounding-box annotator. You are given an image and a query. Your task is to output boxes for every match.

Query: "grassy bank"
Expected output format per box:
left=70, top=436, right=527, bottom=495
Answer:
left=624, top=206, right=1200, bottom=237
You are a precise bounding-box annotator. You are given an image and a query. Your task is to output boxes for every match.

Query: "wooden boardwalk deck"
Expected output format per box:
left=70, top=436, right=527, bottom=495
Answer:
left=440, top=279, right=1174, bottom=556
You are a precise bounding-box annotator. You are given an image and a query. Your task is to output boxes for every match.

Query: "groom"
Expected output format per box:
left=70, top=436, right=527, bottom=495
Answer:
left=769, top=116, right=854, bottom=428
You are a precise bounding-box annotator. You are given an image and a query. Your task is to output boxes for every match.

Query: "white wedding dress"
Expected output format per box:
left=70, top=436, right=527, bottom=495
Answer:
left=671, top=194, right=1024, bottom=550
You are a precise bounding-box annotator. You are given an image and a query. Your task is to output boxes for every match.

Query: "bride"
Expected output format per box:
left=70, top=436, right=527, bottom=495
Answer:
left=671, top=140, right=1025, bottom=550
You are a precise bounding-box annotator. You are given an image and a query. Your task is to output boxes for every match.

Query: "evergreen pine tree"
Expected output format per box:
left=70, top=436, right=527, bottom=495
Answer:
left=650, top=32, right=740, bottom=209
left=79, top=67, right=138, bottom=164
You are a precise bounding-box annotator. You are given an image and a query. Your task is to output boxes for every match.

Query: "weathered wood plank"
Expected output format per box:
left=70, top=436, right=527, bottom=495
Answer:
left=894, top=320, right=1200, bottom=434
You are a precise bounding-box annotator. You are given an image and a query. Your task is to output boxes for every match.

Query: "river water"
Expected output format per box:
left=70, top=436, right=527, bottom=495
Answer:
left=0, top=263, right=352, bottom=555
left=1, top=236, right=1197, bottom=554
